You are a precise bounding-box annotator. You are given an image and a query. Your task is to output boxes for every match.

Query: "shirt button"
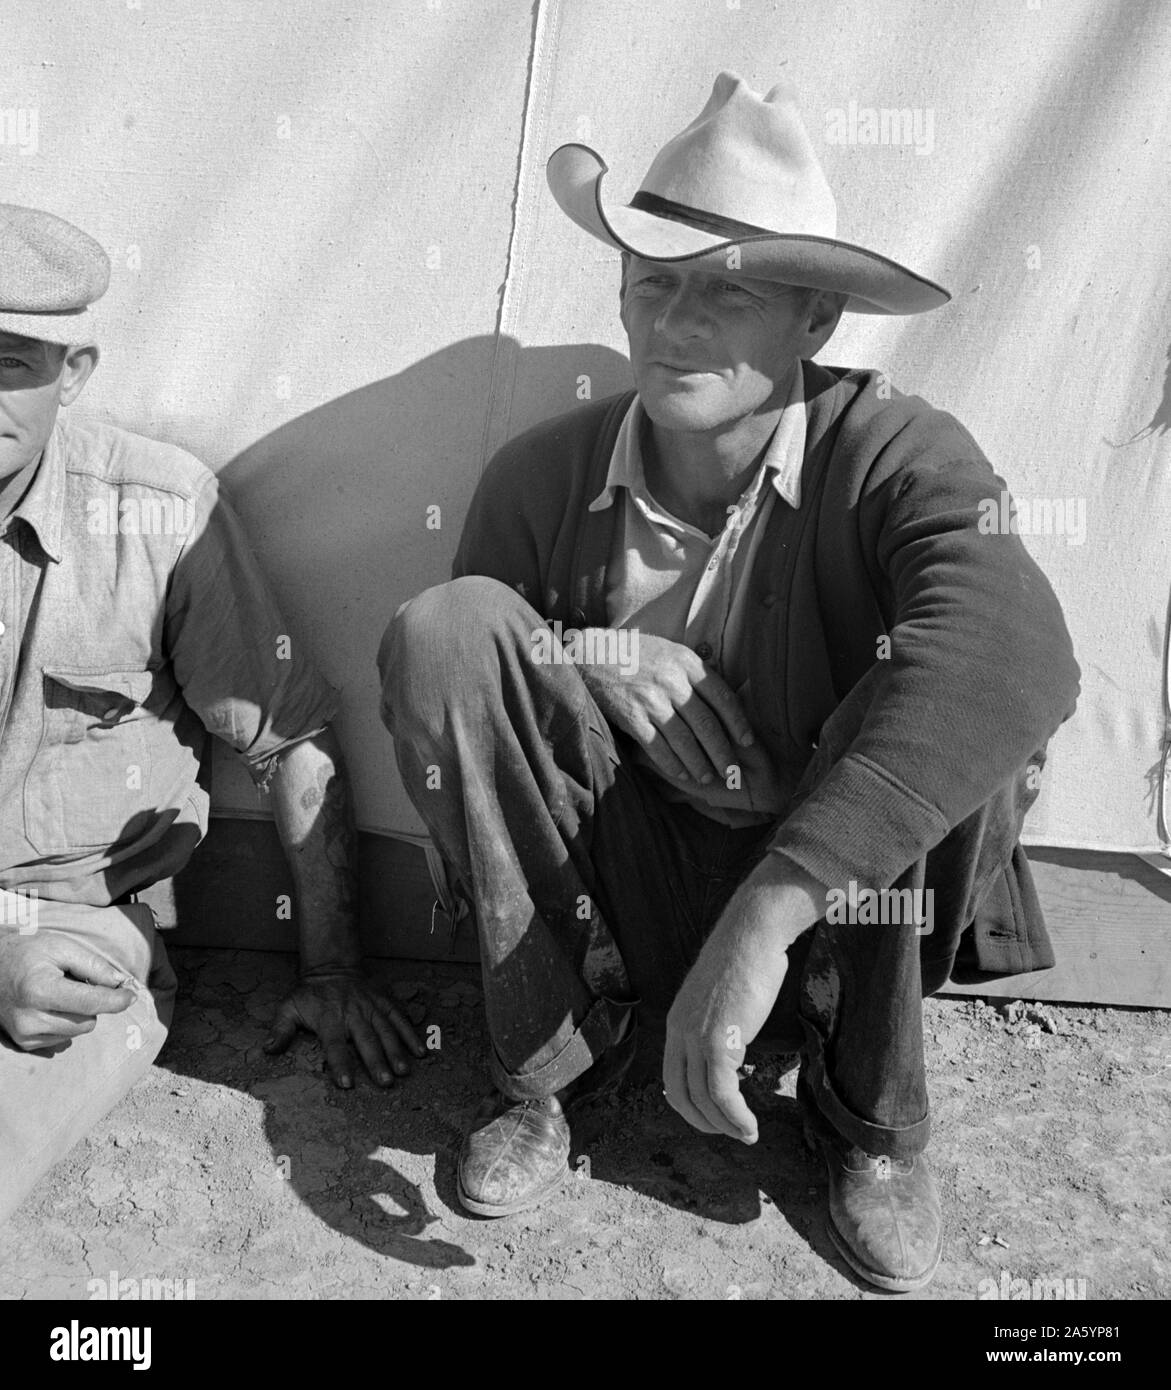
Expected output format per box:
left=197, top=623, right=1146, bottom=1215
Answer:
left=696, top=641, right=713, bottom=660
left=707, top=559, right=718, bottom=572
left=761, top=593, right=777, bottom=608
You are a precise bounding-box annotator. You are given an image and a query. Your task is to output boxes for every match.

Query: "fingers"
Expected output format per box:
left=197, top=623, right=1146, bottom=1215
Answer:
left=657, top=715, right=715, bottom=784
left=663, top=1031, right=720, bottom=1135
left=371, top=1012, right=411, bottom=1078
left=643, top=676, right=753, bottom=786
left=350, top=992, right=430, bottom=1080
left=694, top=667, right=755, bottom=749
left=264, top=1006, right=366, bottom=1090
left=11, top=1010, right=98, bottom=1050
left=348, top=1015, right=395, bottom=1087
left=319, top=1025, right=355, bottom=1090
left=41, top=975, right=135, bottom=1017
left=40, top=1010, right=98, bottom=1037
left=676, top=696, right=735, bottom=784
left=263, top=1005, right=300, bottom=1056
left=377, top=1001, right=425, bottom=1061
left=641, top=709, right=724, bottom=785
left=685, top=1046, right=736, bottom=1137
left=705, top=1051, right=759, bottom=1144
left=638, top=729, right=693, bottom=784
left=262, top=979, right=430, bottom=1090
left=663, top=1020, right=758, bottom=1144
left=46, top=939, right=133, bottom=990
left=30, top=941, right=137, bottom=1017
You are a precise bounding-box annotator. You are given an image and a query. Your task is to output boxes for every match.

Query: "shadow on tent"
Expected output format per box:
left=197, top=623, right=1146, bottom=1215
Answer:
left=159, top=334, right=630, bottom=1265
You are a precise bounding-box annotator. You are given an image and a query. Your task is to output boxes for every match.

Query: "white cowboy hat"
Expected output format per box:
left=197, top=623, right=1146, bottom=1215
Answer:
left=546, top=72, right=950, bottom=316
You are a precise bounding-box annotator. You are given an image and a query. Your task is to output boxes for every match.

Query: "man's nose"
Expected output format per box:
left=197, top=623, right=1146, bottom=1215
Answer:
left=654, top=285, right=712, bottom=340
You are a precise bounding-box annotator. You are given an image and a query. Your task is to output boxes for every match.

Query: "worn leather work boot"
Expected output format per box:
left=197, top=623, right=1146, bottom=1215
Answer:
left=457, top=1017, right=637, bottom=1217
left=456, top=1092, right=572, bottom=1217
left=804, top=1117, right=943, bottom=1292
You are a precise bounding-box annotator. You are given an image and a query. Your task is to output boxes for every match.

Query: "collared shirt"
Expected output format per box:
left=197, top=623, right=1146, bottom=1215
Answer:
left=0, top=416, right=338, bottom=907
left=0, top=456, right=39, bottom=522
left=588, top=365, right=807, bottom=825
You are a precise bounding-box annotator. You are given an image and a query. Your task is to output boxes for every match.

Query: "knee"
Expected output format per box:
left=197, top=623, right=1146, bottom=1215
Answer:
left=377, top=576, right=532, bottom=734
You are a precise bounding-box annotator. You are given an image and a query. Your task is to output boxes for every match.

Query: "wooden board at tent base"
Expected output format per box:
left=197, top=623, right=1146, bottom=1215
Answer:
left=143, top=819, right=1171, bottom=1009
left=940, top=847, right=1171, bottom=1009
left=143, top=817, right=479, bottom=965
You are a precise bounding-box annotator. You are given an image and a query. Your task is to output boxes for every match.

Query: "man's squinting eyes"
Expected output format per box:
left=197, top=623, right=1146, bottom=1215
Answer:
left=627, top=273, right=783, bottom=304
left=0, top=344, right=65, bottom=381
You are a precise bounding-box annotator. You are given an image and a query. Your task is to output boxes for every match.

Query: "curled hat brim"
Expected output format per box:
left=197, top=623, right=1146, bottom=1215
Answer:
left=547, top=143, right=950, bottom=317
left=0, top=306, right=97, bottom=347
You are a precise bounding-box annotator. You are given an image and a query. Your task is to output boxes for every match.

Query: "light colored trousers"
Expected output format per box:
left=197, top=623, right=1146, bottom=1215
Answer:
left=0, top=893, right=177, bottom=1227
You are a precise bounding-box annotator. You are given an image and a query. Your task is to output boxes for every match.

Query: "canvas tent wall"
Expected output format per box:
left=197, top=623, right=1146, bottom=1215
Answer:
left=3, top=0, right=1168, bottom=1002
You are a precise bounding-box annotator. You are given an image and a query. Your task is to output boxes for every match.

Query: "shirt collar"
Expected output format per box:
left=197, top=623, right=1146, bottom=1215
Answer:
left=8, top=423, right=66, bottom=562
left=589, top=361, right=808, bottom=513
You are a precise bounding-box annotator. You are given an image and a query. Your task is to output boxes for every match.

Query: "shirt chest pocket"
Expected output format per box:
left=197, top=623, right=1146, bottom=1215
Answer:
left=23, top=667, right=157, bottom=855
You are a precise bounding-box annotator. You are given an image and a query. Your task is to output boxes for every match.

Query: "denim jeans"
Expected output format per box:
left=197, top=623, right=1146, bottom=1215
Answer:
left=379, top=576, right=1039, bottom=1160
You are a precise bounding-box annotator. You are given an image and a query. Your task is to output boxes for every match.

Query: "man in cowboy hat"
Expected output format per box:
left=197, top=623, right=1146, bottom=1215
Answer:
left=0, top=203, right=424, bottom=1226
left=379, top=73, right=1079, bottom=1291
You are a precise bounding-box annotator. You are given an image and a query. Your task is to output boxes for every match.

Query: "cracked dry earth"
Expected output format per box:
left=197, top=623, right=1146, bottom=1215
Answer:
left=1, top=948, right=1168, bottom=1301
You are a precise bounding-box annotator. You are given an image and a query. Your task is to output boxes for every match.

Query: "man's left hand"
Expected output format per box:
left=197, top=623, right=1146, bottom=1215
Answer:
left=663, top=857, right=827, bottom=1142
left=264, top=969, right=425, bottom=1089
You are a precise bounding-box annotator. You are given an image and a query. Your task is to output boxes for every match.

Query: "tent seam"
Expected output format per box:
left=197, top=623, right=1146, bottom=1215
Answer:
left=477, top=0, right=559, bottom=475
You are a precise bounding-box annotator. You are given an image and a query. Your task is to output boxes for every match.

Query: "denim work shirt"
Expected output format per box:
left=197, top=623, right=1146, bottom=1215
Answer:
left=0, top=416, right=337, bottom=906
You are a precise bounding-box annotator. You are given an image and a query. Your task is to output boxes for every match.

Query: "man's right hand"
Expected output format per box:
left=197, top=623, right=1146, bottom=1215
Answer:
left=574, top=629, right=756, bottom=785
left=0, top=932, right=137, bottom=1051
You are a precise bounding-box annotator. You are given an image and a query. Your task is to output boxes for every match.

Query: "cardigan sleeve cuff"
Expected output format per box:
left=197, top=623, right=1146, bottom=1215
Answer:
left=767, top=751, right=952, bottom=894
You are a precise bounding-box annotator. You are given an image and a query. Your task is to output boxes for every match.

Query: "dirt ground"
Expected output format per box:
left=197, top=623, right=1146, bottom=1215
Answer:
left=1, top=947, right=1168, bottom=1301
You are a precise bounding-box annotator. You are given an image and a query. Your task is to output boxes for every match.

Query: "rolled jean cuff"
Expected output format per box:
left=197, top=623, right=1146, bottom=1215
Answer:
left=800, top=1038, right=931, bottom=1161
left=489, top=995, right=631, bottom=1102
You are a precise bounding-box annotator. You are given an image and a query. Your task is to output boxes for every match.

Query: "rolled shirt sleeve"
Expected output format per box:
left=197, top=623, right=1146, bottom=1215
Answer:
left=164, top=472, right=339, bottom=784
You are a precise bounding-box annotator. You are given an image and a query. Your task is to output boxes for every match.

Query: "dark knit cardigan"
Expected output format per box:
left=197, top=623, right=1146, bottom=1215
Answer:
left=453, top=360, right=1081, bottom=975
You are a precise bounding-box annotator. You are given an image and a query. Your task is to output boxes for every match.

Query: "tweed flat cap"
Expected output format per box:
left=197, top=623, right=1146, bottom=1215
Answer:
left=0, top=203, right=110, bottom=346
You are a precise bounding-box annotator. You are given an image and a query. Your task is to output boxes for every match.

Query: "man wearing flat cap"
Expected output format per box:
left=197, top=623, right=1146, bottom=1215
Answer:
left=0, top=203, right=424, bottom=1225
left=380, top=73, right=1079, bottom=1291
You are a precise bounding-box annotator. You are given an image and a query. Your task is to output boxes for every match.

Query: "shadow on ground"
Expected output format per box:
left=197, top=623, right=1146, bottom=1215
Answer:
left=1, top=948, right=1168, bottom=1301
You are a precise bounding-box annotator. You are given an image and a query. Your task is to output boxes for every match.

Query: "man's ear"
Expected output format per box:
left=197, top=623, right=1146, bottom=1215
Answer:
left=802, top=291, right=847, bottom=358
left=58, top=343, right=99, bottom=405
